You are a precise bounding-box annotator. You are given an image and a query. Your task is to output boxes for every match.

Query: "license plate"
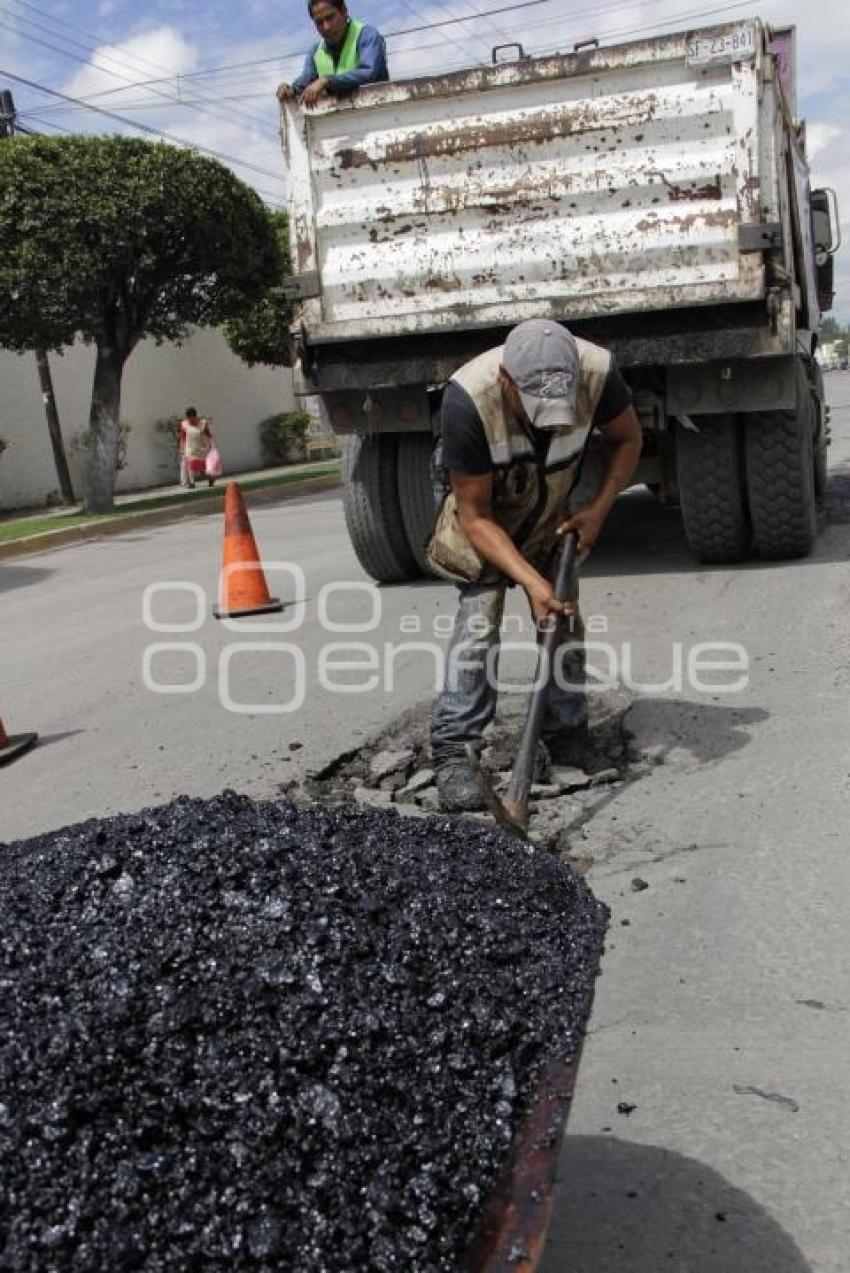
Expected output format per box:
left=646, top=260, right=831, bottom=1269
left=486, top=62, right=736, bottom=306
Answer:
left=686, top=25, right=756, bottom=68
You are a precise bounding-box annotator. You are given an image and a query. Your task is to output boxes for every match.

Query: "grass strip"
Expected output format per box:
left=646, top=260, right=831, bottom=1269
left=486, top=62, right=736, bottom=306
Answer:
left=0, top=462, right=340, bottom=544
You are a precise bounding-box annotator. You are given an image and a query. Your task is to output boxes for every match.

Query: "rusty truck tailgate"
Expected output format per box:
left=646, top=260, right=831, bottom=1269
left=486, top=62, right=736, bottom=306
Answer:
left=282, top=20, right=770, bottom=344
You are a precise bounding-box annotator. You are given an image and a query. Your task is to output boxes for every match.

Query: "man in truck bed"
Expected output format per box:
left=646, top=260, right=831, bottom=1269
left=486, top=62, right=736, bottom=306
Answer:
left=276, top=0, right=388, bottom=109
left=427, top=319, right=642, bottom=813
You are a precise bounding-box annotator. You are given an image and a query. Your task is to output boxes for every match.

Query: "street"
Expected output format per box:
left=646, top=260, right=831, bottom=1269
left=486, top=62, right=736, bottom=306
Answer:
left=3, top=374, right=850, bottom=1271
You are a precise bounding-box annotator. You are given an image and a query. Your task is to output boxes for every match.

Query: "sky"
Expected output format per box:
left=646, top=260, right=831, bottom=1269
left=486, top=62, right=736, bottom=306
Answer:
left=2, top=0, right=849, bottom=318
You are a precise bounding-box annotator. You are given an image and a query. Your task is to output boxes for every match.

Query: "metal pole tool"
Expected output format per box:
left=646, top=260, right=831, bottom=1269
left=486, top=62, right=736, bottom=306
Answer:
left=499, top=530, right=580, bottom=833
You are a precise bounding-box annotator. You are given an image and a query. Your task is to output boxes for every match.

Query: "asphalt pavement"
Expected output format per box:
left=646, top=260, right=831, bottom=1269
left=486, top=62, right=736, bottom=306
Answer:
left=3, top=374, right=850, bottom=1271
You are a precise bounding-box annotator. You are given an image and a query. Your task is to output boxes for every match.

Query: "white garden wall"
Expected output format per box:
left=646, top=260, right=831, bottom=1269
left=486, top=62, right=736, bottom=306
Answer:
left=0, top=327, right=295, bottom=511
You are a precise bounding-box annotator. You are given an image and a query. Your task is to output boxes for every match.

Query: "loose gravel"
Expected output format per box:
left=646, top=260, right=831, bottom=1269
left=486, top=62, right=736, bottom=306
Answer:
left=0, top=791, right=607, bottom=1272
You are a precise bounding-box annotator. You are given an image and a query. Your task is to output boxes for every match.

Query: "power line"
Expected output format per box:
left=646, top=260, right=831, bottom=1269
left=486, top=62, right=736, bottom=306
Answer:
left=183, top=0, right=768, bottom=91
left=523, top=0, right=763, bottom=57
left=8, top=0, right=185, bottom=75
left=17, top=0, right=544, bottom=112
left=0, top=6, right=278, bottom=136
left=3, top=0, right=279, bottom=132
left=26, top=0, right=557, bottom=97
left=21, top=0, right=759, bottom=103
left=10, top=0, right=767, bottom=131
left=0, top=68, right=285, bottom=187
left=24, top=94, right=282, bottom=113
left=6, top=0, right=268, bottom=99
left=16, top=112, right=74, bottom=133
left=396, top=0, right=489, bottom=69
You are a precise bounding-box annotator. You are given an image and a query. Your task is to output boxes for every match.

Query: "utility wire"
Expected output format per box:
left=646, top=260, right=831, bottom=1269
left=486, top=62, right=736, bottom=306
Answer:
left=395, top=0, right=490, bottom=69
left=18, top=0, right=549, bottom=112
left=0, top=8, right=278, bottom=136
left=23, top=94, right=283, bottom=113
left=11, top=0, right=764, bottom=131
left=8, top=0, right=185, bottom=75
left=3, top=0, right=280, bottom=132
left=26, top=0, right=558, bottom=98
left=522, top=0, right=763, bottom=58
left=0, top=68, right=285, bottom=187
left=21, top=0, right=757, bottom=104
left=153, top=0, right=763, bottom=93
left=16, top=113, right=74, bottom=133
left=5, top=0, right=280, bottom=125
left=442, top=0, right=519, bottom=54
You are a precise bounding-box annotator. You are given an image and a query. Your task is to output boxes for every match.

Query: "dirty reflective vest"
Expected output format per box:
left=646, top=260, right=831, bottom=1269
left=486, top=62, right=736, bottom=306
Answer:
left=313, top=19, right=364, bottom=76
left=426, top=340, right=611, bottom=584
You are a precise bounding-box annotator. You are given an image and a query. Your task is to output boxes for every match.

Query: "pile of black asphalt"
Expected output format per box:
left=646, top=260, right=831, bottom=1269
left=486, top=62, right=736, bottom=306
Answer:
left=0, top=791, right=607, bottom=1272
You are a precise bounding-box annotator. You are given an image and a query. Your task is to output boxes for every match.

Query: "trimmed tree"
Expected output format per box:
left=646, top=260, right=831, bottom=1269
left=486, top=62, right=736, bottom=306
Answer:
left=0, top=135, right=280, bottom=512
left=223, top=211, right=294, bottom=369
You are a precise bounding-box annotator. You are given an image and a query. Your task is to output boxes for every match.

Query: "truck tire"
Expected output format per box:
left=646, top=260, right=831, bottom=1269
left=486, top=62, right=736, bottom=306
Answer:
left=341, top=435, right=419, bottom=583
left=744, top=362, right=817, bottom=560
left=397, top=432, right=437, bottom=575
left=676, top=414, right=750, bottom=563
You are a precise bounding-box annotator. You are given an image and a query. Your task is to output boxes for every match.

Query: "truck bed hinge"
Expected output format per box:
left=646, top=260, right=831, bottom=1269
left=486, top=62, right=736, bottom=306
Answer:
left=738, top=223, right=783, bottom=252
left=278, top=271, right=322, bottom=301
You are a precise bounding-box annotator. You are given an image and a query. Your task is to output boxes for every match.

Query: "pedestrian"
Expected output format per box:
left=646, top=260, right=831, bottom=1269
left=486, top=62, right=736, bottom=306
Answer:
left=179, top=408, right=216, bottom=490
left=427, top=319, right=642, bottom=812
left=276, top=0, right=388, bottom=110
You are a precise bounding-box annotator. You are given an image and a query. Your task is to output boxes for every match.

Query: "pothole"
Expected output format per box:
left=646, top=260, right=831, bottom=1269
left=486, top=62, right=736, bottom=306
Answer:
left=283, top=686, right=659, bottom=870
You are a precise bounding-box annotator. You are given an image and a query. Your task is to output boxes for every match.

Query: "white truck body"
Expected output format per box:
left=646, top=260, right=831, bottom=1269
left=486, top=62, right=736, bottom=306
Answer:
left=283, top=19, right=814, bottom=359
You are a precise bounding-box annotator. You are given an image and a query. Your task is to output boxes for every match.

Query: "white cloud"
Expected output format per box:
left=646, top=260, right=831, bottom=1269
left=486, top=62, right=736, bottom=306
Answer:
left=30, top=25, right=285, bottom=202
left=64, top=28, right=198, bottom=105
left=807, top=124, right=842, bottom=161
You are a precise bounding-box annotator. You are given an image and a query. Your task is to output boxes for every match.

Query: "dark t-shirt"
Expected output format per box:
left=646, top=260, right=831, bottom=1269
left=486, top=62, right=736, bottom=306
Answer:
left=440, top=364, right=632, bottom=475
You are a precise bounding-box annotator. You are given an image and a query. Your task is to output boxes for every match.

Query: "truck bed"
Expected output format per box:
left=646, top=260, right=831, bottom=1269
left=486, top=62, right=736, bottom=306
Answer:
left=283, top=20, right=776, bottom=347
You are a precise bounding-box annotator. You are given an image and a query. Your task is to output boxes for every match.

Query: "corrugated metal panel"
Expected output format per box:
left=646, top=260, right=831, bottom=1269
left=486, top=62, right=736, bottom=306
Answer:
left=284, top=20, right=768, bottom=343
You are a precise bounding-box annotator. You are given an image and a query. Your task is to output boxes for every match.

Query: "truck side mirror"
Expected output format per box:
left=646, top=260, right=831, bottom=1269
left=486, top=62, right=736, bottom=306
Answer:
left=811, top=187, right=840, bottom=259
left=811, top=188, right=839, bottom=313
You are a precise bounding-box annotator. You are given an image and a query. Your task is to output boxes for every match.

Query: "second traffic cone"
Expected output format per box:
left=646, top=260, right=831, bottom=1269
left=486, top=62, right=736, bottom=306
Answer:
left=0, top=714, right=38, bottom=766
left=213, top=482, right=284, bottom=620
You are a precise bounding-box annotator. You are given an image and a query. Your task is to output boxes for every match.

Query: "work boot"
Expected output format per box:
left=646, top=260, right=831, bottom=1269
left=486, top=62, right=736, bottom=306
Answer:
left=544, top=725, right=612, bottom=775
left=435, top=759, right=489, bottom=813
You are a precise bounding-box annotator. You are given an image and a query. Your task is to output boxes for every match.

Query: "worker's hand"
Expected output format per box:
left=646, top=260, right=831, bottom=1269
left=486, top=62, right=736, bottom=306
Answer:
left=525, top=577, right=576, bottom=628
left=557, top=505, right=606, bottom=558
left=276, top=83, right=295, bottom=103
left=300, top=78, right=330, bottom=108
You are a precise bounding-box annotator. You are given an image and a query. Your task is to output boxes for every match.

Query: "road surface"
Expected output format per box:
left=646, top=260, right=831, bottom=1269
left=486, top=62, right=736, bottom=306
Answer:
left=3, top=374, right=850, bottom=1271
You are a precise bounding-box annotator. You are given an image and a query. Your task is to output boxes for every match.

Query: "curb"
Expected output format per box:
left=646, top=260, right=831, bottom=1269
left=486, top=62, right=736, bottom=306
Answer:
left=0, top=472, right=341, bottom=561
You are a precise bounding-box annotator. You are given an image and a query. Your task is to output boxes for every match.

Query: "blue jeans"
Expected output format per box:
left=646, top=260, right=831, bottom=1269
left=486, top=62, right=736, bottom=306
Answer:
left=431, top=576, right=586, bottom=768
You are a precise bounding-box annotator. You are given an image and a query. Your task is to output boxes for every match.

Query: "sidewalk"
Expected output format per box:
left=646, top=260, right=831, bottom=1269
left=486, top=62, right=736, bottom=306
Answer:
left=0, top=458, right=341, bottom=559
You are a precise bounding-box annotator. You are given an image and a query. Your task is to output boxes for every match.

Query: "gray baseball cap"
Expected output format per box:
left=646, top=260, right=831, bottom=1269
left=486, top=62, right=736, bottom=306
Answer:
left=502, top=319, right=579, bottom=430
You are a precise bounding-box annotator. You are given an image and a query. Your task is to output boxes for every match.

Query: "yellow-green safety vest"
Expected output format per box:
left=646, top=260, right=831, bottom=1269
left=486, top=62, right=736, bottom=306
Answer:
left=313, top=19, right=364, bottom=76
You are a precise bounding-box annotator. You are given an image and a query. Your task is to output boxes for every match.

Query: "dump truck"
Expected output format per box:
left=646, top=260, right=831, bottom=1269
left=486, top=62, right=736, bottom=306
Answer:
left=280, top=17, right=840, bottom=580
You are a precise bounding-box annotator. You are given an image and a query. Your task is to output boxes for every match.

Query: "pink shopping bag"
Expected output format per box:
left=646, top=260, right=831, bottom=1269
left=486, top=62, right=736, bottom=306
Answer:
left=205, top=445, right=223, bottom=478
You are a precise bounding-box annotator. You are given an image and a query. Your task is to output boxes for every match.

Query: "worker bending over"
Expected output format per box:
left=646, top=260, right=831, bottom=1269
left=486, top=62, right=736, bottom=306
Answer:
left=427, top=318, right=642, bottom=812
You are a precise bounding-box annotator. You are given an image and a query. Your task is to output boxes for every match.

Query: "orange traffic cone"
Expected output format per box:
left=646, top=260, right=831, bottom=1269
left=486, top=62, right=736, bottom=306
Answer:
left=0, top=714, right=38, bottom=766
left=213, top=482, right=284, bottom=619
